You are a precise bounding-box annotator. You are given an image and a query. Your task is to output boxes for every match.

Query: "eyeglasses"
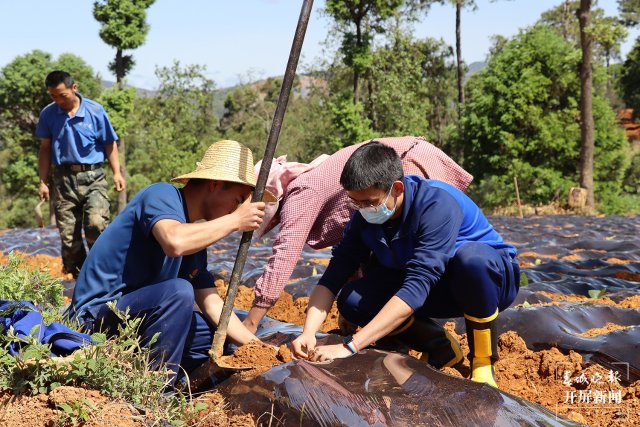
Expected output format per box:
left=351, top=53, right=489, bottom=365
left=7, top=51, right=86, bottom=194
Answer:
left=346, top=186, right=393, bottom=211
left=347, top=199, right=379, bottom=210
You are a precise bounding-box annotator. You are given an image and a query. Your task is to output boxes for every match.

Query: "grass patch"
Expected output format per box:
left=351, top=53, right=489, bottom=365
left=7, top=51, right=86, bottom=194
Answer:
left=0, top=258, right=219, bottom=425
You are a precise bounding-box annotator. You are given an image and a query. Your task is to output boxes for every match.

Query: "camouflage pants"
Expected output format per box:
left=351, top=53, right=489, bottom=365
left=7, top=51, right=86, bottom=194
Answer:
left=53, top=166, right=110, bottom=277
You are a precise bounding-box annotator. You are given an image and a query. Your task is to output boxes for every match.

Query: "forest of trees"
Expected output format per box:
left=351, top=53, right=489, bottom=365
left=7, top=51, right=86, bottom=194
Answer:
left=1, top=0, right=640, bottom=228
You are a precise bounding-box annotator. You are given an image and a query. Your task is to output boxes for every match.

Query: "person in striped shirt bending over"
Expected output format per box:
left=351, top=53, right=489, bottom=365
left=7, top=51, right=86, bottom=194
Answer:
left=244, top=135, right=473, bottom=370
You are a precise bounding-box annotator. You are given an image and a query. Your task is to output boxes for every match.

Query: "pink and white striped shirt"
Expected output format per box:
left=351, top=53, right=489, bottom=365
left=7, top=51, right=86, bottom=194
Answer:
left=253, top=136, right=473, bottom=307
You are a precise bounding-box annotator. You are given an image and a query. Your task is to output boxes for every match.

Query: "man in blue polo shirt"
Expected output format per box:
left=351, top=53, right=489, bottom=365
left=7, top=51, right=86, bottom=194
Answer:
left=292, top=142, right=520, bottom=388
left=36, top=70, right=126, bottom=278
left=70, top=140, right=276, bottom=385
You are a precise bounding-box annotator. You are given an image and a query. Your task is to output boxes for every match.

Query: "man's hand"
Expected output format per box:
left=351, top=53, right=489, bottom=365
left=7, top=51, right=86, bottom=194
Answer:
left=113, top=172, right=126, bottom=192
left=38, top=182, right=49, bottom=201
left=233, top=197, right=265, bottom=232
left=309, top=343, right=353, bottom=362
left=291, top=332, right=317, bottom=360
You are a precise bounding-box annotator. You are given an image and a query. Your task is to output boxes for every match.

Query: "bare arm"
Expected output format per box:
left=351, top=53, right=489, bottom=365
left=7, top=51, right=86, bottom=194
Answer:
left=151, top=198, right=265, bottom=257
left=245, top=186, right=323, bottom=331
left=194, top=287, right=258, bottom=345
left=104, top=142, right=126, bottom=192
left=38, top=139, right=52, bottom=201
left=348, top=296, right=413, bottom=351
left=290, top=284, right=335, bottom=359
left=308, top=296, right=414, bottom=362
left=243, top=306, right=268, bottom=334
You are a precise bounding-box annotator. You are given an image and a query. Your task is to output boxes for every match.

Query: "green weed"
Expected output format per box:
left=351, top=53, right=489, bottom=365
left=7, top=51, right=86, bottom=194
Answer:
left=0, top=298, right=216, bottom=424
left=56, top=398, right=97, bottom=427
left=0, top=252, right=65, bottom=321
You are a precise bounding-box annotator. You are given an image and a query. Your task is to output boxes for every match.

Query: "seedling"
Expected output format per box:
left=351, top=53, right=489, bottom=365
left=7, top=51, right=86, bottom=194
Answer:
left=588, top=288, right=607, bottom=299
left=56, top=398, right=97, bottom=427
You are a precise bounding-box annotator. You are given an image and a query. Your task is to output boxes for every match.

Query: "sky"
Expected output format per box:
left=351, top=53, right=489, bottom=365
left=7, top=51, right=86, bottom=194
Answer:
left=0, top=0, right=637, bottom=90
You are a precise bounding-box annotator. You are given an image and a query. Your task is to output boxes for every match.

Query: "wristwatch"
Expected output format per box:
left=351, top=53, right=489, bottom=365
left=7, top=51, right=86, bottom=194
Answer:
left=343, top=335, right=359, bottom=354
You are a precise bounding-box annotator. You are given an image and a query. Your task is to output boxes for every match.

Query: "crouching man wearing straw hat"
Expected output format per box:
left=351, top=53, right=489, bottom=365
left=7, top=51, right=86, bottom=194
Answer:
left=68, top=140, right=276, bottom=385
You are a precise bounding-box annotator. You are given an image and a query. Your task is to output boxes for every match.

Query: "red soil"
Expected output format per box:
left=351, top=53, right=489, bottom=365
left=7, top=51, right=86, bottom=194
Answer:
left=1, top=252, right=638, bottom=425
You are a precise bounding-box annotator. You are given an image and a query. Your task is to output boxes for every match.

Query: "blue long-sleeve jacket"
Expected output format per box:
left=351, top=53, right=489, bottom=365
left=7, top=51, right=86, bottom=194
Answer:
left=320, top=176, right=516, bottom=311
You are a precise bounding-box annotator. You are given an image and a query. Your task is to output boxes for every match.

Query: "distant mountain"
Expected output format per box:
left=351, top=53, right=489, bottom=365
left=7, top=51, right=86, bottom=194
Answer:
left=102, top=74, right=326, bottom=118
left=101, top=80, right=156, bottom=97
left=213, top=86, right=232, bottom=117
left=466, top=61, right=487, bottom=78
left=212, top=74, right=327, bottom=117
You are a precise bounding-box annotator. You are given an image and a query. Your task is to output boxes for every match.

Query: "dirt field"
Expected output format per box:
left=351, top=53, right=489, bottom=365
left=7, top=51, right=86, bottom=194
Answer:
left=1, top=214, right=639, bottom=425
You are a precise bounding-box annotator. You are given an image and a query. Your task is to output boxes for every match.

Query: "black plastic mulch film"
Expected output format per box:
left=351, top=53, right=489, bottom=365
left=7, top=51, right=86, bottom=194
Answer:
left=1, top=214, right=638, bottom=426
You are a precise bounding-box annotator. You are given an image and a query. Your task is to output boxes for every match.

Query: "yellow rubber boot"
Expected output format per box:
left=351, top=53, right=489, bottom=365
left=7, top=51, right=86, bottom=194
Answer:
left=464, top=309, right=499, bottom=388
left=390, top=315, right=463, bottom=369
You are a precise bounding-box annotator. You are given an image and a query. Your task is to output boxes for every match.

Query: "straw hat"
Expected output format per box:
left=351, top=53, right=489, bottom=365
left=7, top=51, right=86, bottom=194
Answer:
left=172, top=140, right=277, bottom=203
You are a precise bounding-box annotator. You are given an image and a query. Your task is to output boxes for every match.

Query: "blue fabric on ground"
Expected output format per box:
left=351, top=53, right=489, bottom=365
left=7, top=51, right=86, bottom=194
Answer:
left=0, top=300, right=94, bottom=356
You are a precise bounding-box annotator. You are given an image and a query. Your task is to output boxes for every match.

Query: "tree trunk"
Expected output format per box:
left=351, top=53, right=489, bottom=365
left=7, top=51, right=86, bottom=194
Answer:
left=115, top=49, right=124, bottom=89
left=606, top=51, right=612, bottom=101
left=115, top=47, right=127, bottom=212
left=578, top=0, right=595, bottom=210
left=455, top=0, right=465, bottom=158
left=456, top=1, right=465, bottom=108
left=562, top=0, right=571, bottom=41
left=367, top=76, right=377, bottom=129
left=353, top=21, right=362, bottom=105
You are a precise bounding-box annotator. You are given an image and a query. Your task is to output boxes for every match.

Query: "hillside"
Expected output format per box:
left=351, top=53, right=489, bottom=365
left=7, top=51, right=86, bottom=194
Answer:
left=102, top=74, right=327, bottom=117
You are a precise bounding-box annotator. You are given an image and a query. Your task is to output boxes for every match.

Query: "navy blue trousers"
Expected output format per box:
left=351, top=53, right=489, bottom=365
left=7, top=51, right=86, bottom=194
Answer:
left=91, top=279, right=214, bottom=384
left=336, top=242, right=520, bottom=326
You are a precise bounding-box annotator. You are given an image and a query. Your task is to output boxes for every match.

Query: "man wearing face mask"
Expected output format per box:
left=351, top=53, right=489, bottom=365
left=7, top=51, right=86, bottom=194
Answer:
left=291, top=142, right=520, bottom=388
left=245, top=137, right=472, bottom=352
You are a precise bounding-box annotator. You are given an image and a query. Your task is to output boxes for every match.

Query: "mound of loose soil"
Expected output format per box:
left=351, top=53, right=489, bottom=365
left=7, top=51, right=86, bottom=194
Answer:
left=0, top=387, right=142, bottom=427
left=218, top=341, right=293, bottom=378
left=526, top=291, right=640, bottom=309
left=577, top=323, right=630, bottom=337
left=439, top=327, right=640, bottom=426
left=215, top=281, right=340, bottom=333
left=0, top=386, right=257, bottom=427
left=190, top=391, right=256, bottom=426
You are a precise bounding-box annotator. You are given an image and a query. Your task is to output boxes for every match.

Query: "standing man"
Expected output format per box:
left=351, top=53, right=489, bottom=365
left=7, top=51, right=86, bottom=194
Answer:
left=36, top=70, right=125, bottom=278
left=69, top=140, right=276, bottom=384
left=291, top=142, right=520, bottom=388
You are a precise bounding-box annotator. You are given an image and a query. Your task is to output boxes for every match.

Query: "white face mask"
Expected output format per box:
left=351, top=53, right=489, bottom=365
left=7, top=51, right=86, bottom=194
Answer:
left=359, top=186, right=396, bottom=224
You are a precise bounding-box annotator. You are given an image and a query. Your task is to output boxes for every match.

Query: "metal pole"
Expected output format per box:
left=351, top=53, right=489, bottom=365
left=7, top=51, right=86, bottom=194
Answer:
left=210, top=0, right=314, bottom=360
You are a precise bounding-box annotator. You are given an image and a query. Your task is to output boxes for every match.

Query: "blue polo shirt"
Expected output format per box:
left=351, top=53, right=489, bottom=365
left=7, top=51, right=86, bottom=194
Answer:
left=70, top=183, right=214, bottom=323
left=35, top=93, right=118, bottom=165
left=320, top=176, right=516, bottom=310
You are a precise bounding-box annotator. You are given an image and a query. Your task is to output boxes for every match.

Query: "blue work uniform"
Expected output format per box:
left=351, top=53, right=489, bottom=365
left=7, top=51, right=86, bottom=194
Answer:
left=320, top=176, right=520, bottom=324
left=35, top=93, right=119, bottom=276
left=36, top=93, right=118, bottom=165
left=70, top=183, right=216, bottom=382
